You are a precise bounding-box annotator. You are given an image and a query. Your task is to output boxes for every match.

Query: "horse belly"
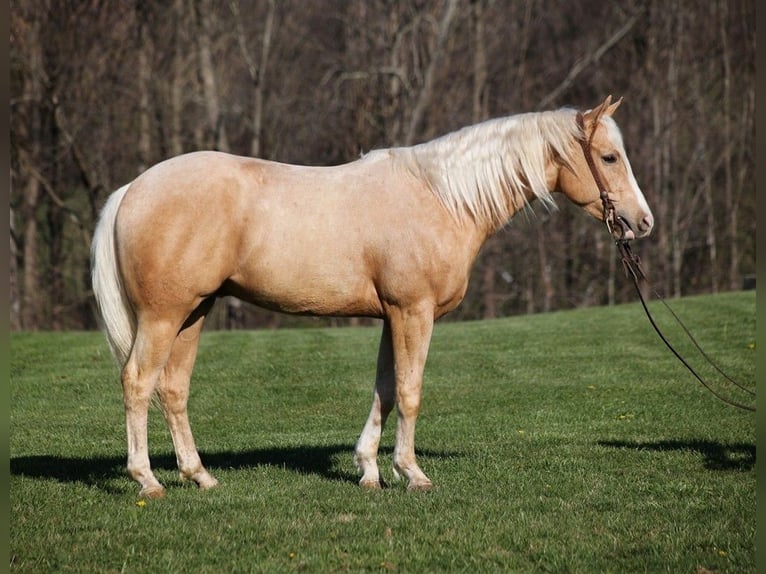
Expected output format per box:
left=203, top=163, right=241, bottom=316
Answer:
left=227, top=252, right=383, bottom=317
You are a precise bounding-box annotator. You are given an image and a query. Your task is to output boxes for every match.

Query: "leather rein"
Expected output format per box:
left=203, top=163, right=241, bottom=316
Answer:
left=575, top=112, right=755, bottom=412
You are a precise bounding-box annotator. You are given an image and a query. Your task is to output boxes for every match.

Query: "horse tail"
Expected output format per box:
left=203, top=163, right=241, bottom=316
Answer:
left=91, top=183, right=136, bottom=367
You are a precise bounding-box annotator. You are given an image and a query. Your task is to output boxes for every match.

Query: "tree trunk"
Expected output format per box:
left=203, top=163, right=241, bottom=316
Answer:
left=702, top=171, right=719, bottom=293
left=22, top=176, right=42, bottom=329
left=169, top=0, right=186, bottom=157
left=472, top=0, right=497, bottom=318
left=136, top=0, right=153, bottom=172
left=646, top=8, right=670, bottom=297
left=471, top=0, right=489, bottom=124
left=230, top=0, right=276, bottom=158
left=717, top=0, right=731, bottom=293
left=46, top=203, right=65, bottom=329
left=404, top=0, right=458, bottom=145
left=480, top=239, right=499, bottom=319
left=10, top=207, right=21, bottom=330
left=536, top=226, right=553, bottom=313
left=195, top=0, right=229, bottom=152
left=731, top=88, right=754, bottom=289
left=15, top=11, right=45, bottom=329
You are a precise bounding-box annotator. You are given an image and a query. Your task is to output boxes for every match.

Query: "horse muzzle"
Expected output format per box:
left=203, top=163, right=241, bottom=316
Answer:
left=615, top=211, right=654, bottom=241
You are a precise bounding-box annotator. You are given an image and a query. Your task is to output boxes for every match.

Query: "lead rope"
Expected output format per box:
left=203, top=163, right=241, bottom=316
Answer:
left=616, top=241, right=755, bottom=412
left=575, top=112, right=755, bottom=412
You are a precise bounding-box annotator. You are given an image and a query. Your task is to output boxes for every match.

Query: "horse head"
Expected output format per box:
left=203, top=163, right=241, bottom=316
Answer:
left=558, top=95, right=654, bottom=240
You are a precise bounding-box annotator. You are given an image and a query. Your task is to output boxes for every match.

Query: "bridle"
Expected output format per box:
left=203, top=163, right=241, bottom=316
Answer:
left=574, top=111, right=631, bottom=242
left=575, top=110, right=755, bottom=412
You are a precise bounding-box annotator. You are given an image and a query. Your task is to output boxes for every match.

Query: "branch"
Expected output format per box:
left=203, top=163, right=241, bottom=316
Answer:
left=229, top=0, right=258, bottom=83
left=323, top=67, right=412, bottom=93
left=23, top=159, right=92, bottom=246
left=537, top=13, right=639, bottom=110
left=51, top=95, right=106, bottom=198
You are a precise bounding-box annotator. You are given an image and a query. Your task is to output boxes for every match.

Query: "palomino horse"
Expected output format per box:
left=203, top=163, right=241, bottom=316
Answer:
left=92, top=96, right=653, bottom=498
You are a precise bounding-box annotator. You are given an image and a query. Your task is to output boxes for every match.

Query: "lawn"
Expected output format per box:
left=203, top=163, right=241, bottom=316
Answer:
left=10, top=291, right=755, bottom=573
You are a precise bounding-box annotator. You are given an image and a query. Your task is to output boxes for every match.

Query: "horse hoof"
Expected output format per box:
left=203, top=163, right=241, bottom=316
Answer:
left=198, top=476, right=219, bottom=490
left=139, top=485, right=166, bottom=499
left=359, top=479, right=384, bottom=490
left=407, top=481, right=433, bottom=492
left=180, top=469, right=219, bottom=490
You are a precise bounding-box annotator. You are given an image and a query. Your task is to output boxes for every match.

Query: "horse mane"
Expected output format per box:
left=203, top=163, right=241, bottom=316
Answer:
left=397, top=109, right=582, bottom=228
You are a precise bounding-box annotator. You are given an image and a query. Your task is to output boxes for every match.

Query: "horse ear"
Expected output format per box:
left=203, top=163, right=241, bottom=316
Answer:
left=582, top=95, right=612, bottom=127
left=605, top=96, right=623, bottom=116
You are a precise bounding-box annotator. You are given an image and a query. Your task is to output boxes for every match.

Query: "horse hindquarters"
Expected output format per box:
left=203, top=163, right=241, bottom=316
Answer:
left=92, top=184, right=219, bottom=498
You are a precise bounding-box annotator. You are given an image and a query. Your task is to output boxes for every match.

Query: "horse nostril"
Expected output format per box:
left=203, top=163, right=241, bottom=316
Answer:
left=640, top=214, right=654, bottom=232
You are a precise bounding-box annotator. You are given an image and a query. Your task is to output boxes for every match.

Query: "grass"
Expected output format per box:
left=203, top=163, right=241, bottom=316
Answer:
left=10, top=291, right=755, bottom=573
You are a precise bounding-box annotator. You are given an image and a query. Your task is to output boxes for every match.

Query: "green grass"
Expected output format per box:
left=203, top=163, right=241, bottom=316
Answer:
left=10, top=291, right=755, bottom=573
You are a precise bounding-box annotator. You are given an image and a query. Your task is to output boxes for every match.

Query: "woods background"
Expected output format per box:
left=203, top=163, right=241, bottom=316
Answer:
left=10, top=0, right=755, bottom=331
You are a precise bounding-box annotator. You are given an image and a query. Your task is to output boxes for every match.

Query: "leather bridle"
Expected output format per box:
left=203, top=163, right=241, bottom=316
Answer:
left=575, top=109, right=755, bottom=412
left=574, top=111, right=631, bottom=242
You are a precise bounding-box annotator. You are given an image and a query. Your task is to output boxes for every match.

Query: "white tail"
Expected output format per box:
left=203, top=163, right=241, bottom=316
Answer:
left=91, top=184, right=136, bottom=367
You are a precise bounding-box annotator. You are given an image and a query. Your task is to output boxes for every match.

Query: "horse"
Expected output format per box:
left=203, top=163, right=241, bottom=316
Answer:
left=91, top=95, right=653, bottom=498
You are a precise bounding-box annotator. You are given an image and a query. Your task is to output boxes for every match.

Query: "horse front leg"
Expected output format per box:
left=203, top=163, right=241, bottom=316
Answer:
left=389, top=304, right=435, bottom=491
left=355, top=321, right=395, bottom=489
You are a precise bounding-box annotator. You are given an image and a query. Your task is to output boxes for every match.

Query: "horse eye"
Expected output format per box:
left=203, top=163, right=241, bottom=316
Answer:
left=602, top=154, right=618, bottom=165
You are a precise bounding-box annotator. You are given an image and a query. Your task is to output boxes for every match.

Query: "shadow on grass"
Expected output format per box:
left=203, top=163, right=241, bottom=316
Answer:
left=10, top=444, right=457, bottom=492
left=598, top=439, right=755, bottom=471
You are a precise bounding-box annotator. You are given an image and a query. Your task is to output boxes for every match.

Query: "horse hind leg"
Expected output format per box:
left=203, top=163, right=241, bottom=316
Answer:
left=122, top=317, right=180, bottom=498
left=156, top=298, right=218, bottom=491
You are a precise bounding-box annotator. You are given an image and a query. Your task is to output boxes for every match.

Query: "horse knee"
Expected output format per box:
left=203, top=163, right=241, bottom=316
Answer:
left=156, top=379, right=189, bottom=414
left=121, top=364, right=154, bottom=408
left=396, top=390, right=421, bottom=418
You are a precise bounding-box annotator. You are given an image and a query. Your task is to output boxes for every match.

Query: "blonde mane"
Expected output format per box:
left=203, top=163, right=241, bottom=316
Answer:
left=399, top=109, right=581, bottom=228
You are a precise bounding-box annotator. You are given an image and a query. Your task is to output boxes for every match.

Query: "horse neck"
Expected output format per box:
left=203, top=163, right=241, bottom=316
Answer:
left=404, top=117, right=567, bottom=237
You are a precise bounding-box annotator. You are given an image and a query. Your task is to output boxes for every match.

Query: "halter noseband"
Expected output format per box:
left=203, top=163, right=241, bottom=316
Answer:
left=575, top=111, right=630, bottom=243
